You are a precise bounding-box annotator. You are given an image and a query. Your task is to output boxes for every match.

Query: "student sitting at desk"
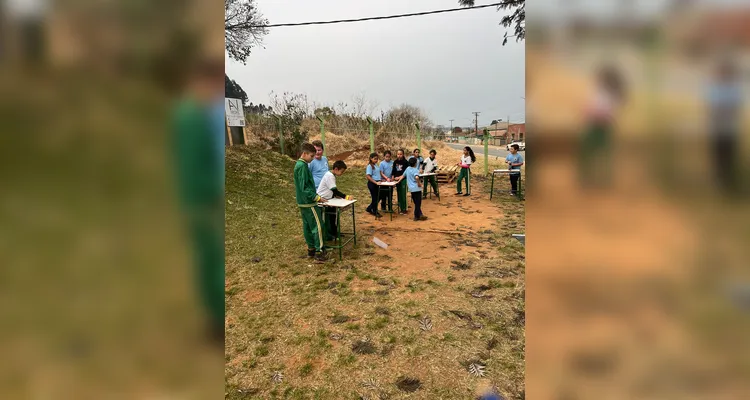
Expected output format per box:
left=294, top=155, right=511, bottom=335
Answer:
left=317, top=160, right=352, bottom=241
left=421, top=149, right=440, bottom=200
left=505, top=144, right=524, bottom=196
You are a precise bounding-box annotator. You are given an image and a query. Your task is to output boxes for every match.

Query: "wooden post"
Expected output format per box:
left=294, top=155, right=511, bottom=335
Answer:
left=226, top=121, right=233, bottom=146
left=367, top=117, right=374, bottom=154
left=415, top=122, right=421, bottom=154
left=242, top=126, right=249, bottom=145
left=317, top=116, right=326, bottom=157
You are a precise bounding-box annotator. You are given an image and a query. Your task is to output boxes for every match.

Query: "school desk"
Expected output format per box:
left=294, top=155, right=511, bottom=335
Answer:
left=490, top=169, right=523, bottom=200
left=375, top=180, right=398, bottom=221
left=418, top=173, right=439, bottom=200
left=318, top=198, right=357, bottom=261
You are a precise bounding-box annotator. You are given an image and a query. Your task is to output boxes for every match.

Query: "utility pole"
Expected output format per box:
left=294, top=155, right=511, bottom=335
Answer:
left=449, top=119, right=454, bottom=141
left=472, top=112, right=480, bottom=137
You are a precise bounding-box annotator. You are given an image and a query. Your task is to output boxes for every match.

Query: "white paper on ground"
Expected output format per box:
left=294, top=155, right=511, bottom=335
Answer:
left=373, top=237, right=388, bottom=249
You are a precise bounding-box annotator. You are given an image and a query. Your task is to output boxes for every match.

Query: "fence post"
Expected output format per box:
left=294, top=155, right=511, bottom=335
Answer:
left=415, top=122, right=421, bottom=154
left=275, top=116, right=284, bottom=156
left=316, top=115, right=326, bottom=157
left=366, top=117, right=374, bottom=154
left=484, top=128, right=490, bottom=175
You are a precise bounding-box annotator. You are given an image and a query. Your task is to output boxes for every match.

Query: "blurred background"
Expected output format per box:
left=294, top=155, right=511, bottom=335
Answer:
left=0, top=0, right=224, bottom=398
left=526, top=0, right=750, bottom=398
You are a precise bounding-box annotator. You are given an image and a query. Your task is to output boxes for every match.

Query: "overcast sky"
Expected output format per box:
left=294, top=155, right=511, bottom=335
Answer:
left=225, top=0, right=526, bottom=129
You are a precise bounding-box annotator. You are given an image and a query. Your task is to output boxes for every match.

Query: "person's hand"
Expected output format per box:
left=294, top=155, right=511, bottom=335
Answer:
left=319, top=197, right=328, bottom=203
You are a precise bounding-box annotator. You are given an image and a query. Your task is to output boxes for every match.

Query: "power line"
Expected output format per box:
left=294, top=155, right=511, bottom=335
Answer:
left=243, top=3, right=504, bottom=29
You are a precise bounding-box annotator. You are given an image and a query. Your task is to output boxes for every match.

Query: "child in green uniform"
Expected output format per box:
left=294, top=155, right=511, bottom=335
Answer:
left=295, top=143, right=328, bottom=262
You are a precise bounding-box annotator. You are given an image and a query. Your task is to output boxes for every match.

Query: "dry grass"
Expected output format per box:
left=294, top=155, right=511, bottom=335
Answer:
left=225, top=147, right=525, bottom=399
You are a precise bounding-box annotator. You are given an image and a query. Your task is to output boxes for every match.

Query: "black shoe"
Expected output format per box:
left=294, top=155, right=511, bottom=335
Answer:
left=463, top=193, right=470, bottom=196
left=314, top=251, right=328, bottom=263
left=455, top=192, right=462, bottom=195
left=419, top=216, right=428, bottom=221
left=375, top=212, right=383, bottom=218
left=307, top=249, right=316, bottom=258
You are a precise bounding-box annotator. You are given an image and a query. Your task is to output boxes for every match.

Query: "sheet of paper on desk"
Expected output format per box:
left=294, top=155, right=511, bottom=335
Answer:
left=319, top=198, right=356, bottom=207
left=378, top=181, right=398, bottom=186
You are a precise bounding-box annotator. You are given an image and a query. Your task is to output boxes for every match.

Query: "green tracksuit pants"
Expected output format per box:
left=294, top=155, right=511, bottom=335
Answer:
left=457, top=167, right=471, bottom=194
left=396, top=179, right=408, bottom=212
left=300, top=206, right=324, bottom=252
left=423, top=176, right=439, bottom=197
left=186, top=207, right=224, bottom=331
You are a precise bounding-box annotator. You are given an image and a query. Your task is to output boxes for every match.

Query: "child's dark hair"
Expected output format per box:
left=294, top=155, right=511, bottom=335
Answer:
left=301, top=143, right=316, bottom=154
left=511, top=144, right=520, bottom=151
left=408, top=157, right=417, bottom=167
left=369, top=152, right=378, bottom=163
left=397, top=149, right=405, bottom=156
left=332, top=160, right=347, bottom=170
left=429, top=149, right=436, bottom=155
left=413, top=148, right=420, bottom=153
left=464, top=146, right=476, bottom=163
left=312, top=140, right=324, bottom=150
left=384, top=150, right=392, bottom=157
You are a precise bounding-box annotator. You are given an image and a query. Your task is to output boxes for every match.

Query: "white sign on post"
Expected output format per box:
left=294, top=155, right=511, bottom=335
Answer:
left=225, top=98, right=246, bottom=127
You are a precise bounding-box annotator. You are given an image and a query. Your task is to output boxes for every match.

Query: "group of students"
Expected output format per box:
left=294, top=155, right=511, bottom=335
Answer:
left=364, top=148, right=440, bottom=221
left=294, top=140, right=524, bottom=261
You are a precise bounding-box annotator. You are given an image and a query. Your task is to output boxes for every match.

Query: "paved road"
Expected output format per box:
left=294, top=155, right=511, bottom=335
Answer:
left=445, top=142, right=524, bottom=159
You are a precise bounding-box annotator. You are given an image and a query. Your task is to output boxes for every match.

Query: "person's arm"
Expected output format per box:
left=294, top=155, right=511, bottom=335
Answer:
left=331, top=187, right=347, bottom=199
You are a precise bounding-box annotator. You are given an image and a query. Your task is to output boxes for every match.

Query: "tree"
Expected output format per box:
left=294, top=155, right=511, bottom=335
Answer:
left=459, top=0, right=525, bottom=45
left=225, top=0, right=269, bottom=63
left=225, top=74, right=249, bottom=105
left=453, top=127, right=463, bottom=134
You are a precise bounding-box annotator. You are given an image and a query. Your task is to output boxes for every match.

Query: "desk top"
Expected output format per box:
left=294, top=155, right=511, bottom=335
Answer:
left=318, top=198, right=357, bottom=208
left=418, top=173, right=438, bottom=177
left=493, top=169, right=521, bottom=174
left=377, top=181, right=398, bottom=186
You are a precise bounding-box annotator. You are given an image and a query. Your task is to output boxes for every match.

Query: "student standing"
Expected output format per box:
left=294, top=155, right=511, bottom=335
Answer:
left=421, top=149, right=440, bottom=200
left=405, top=158, right=427, bottom=221
left=379, top=150, right=394, bottom=211
left=392, top=149, right=410, bottom=215
left=317, top=160, right=353, bottom=241
left=456, top=146, right=476, bottom=196
left=706, top=59, right=743, bottom=195
left=295, top=143, right=328, bottom=262
left=409, top=148, right=424, bottom=173
left=309, top=140, right=329, bottom=189
left=365, top=153, right=383, bottom=218
left=505, top=144, right=524, bottom=195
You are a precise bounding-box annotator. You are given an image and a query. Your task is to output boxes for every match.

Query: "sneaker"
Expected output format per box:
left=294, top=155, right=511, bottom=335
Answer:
left=399, top=211, right=408, bottom=215
left=419, top=216, right=428, bottom=221
left=375, top=212, right=383, bottom=218
left=455, top=192, right=462, bottom=196
left=463, top=193, right=471, bottom=197
left=307, top=249, right=316, bottom=258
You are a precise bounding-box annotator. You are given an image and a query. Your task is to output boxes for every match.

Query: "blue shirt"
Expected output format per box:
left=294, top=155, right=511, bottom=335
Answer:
left=408, top=156, right=424, bottom=172
left=405, top=166, right=420, bottom=192
left=379, top=160, right=393, bottom=179
left=366, top=163, right=382, bottom=182
left=308, top=156, right=329, bottom=188
left=505, top=153, right=524, bottom=170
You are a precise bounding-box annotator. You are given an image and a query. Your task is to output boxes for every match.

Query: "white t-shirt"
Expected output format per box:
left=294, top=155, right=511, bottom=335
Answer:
left=316, top=171, right=337, bottom=200
left=422, top=157, right=438, bottom=174
left=461, top=155, right=473, bottom=166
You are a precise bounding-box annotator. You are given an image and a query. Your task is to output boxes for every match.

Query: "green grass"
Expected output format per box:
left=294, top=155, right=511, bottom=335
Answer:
left=225, top=147, right=525, bottom=399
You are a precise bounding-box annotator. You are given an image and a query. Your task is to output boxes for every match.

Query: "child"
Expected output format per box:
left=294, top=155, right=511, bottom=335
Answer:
left=408, top=148, right=424, bottom=173
left=379, top=150, right=394, bottom=211
left=295, top=143, right=328, bottom=262
left=421, top=149, right=440, bottom=200
left=505, top=144, right=524, bottom=195
left=405, top=158, right=427, bottom=221
left=392, top=149, right=410, bottom=215
left=365, top=152, right=383, bottom=218
left=317, top=160, right=353, bottom=240
left=455, top=146, right=476, bottom=196
left=308, top=140, right=329, bottom=189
